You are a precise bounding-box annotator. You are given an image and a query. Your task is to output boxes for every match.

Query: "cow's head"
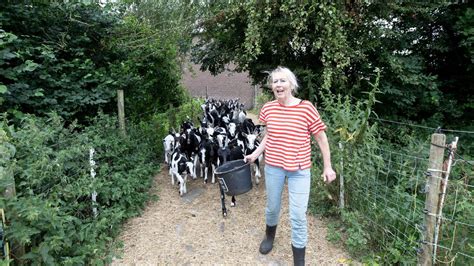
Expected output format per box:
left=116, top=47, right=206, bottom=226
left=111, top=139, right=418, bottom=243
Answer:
left=163, top=134, right=175, bottom=152
left=242, top=132, right=257, bottom=150
left=227, top=122, right=237, bottom=138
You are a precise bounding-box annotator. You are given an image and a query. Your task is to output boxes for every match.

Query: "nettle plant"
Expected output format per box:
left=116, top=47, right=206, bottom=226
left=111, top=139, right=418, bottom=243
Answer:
left=308, top=71, right=408, bottom=261
left=309, top=70, right=382, bottom=214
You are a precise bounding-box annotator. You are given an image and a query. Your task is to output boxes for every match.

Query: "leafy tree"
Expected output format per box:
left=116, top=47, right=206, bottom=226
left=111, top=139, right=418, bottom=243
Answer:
left=191, top=1, right=473, bottom=129
left=107, top=14, right=188, bottom=118
left=120, top=0, right=202, bottom=58
left=353, top=2, right=473, bottom=128
left=0, top=1, right=190, bottom=122
left=0, top=2, right=120, bottom=121
left=193, top=1, right=352, bottom=97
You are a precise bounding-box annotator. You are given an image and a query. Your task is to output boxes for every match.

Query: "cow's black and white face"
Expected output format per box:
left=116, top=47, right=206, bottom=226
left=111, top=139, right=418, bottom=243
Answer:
left=216, top=134, right=227, bottom=148
left=247, top=134, right=257, bottom=150
left=205, top=127, right=215, bottom=140
left=227, top=123, right=236, bottom=137
left=163, top=134, right=175, bottom=152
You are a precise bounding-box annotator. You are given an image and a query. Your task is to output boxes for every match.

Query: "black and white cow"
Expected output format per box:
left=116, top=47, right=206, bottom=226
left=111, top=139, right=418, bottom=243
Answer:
left=164, top=131, right=181, bottom=170
left=170, top=151, right=196, bottom=196
left=180, top=127, right=201, bottom=176
left=242, top=131, right=262, bottom=185
left=163, top=132, right=175, bottom=165
left=198, top=138, right=219, bottom=183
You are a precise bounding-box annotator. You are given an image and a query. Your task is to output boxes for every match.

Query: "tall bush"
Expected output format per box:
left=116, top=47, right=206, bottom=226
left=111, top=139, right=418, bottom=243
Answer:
left=0, top=3, right=120, bottom=121
left=0, top=2, right=189, bottom=123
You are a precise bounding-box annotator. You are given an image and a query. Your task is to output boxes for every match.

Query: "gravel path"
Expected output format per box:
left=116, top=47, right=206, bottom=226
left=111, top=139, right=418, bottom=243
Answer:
left=111, top=170, right=353, bottom=265
left=111, top=113, right=354, bottom=265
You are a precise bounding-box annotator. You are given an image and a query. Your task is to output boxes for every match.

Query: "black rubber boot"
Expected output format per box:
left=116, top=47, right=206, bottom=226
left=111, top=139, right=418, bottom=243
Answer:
left=292, top=245, right=305, bottom=266
left=259, top=225, right=277, bottom=254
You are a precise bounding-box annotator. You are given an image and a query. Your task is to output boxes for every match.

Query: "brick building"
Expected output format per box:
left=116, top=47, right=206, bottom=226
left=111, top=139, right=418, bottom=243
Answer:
left=181, top=63, right=257, bottom=109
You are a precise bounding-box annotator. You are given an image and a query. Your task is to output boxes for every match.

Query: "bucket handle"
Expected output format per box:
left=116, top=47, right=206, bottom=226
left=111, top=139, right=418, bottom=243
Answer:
left=214, top=159, right=250, bottom=175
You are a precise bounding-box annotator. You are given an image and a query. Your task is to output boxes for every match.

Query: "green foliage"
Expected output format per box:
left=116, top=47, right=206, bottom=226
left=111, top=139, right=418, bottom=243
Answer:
left=252, top=90, right=273, bottom=114
left=326, top=221, right=342, bottom=244
left=0, top=120, right=15, bottom=192
left=108, top=14, right=189, bottom=118
left=192, top=1, right=473, bottom=132
left=309, top=70, right=382, bottom=217
left=308, top=73, right=428, bottom=264
left=0, top=113, right=158, bottom=264
left=0, top=2, right=189, bottom=123
left=341, top=211, right=369, bottom=256
left=0, top=2, right=120, bottom=121
left=193, top=1, right=352, bottom=93
left=120, top=0, right=201, bottom=57
left=348, top=2, right=473, bottom=129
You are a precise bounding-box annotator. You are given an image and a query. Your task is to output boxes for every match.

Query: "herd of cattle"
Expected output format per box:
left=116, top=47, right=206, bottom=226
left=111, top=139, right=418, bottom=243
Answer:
left=163, top=98, right=264, bottom=203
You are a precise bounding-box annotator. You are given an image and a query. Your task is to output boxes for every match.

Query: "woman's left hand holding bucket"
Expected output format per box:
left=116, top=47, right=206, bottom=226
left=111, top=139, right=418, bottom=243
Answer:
left=244, top=154, right=256, bottom=164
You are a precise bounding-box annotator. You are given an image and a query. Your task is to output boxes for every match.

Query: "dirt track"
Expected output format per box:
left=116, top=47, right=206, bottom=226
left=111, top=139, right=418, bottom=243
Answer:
left=110, top=165, right=353, bottom=265
left=111, top=112, right=353, bottom=265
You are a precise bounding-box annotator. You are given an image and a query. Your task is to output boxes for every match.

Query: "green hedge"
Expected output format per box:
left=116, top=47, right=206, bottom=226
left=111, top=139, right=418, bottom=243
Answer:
left=0, top=98, right=204, bottom=264
left=1, top=113, right=157, bottom=264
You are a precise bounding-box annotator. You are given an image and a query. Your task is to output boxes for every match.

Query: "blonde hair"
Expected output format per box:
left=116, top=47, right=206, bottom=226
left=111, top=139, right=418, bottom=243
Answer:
left=268, top=66, right=299, bottom=94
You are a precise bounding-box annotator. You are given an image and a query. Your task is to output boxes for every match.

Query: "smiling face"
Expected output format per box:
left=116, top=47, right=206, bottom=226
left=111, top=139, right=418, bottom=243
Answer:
left=271, top=72, right=293, bottom=101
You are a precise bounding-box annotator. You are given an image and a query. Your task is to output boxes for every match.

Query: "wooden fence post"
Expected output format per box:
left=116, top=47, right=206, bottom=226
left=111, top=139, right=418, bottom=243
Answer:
left=419, top=133, right=445, bottom=266
left=117, top=90, right=126, bottom=136
left=433, top=137, right=458, bottom=263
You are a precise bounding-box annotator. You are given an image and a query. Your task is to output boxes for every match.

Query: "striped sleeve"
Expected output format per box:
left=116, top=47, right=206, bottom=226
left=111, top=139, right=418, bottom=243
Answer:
left=259, top=102, right=269, bottom=124
left=306, top=102, right=327, bottom=135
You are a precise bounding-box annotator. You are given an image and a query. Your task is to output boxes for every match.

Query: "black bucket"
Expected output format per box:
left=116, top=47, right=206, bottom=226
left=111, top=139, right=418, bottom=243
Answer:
left=215, top=159, right=252, bottom=196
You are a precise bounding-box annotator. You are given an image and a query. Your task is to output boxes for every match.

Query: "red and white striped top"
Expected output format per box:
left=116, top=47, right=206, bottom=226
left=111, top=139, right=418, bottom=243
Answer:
left=259, top=100, right=326, bottom=171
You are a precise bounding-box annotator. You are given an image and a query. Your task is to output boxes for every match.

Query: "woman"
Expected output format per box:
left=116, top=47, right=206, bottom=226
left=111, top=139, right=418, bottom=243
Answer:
left=244, top=66, right=336, bottom=265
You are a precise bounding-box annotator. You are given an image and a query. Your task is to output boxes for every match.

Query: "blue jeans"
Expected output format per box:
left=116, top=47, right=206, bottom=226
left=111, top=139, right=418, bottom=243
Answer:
left=264, top=164, right=311, bottom=248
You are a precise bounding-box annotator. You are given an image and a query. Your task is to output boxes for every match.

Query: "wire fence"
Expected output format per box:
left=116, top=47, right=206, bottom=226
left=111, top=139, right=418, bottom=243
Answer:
left=346, top=145, right=429, bottom=262
left=434, top=158, right=474, bottom=265
left=340, top=135, right=473, bottom=264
